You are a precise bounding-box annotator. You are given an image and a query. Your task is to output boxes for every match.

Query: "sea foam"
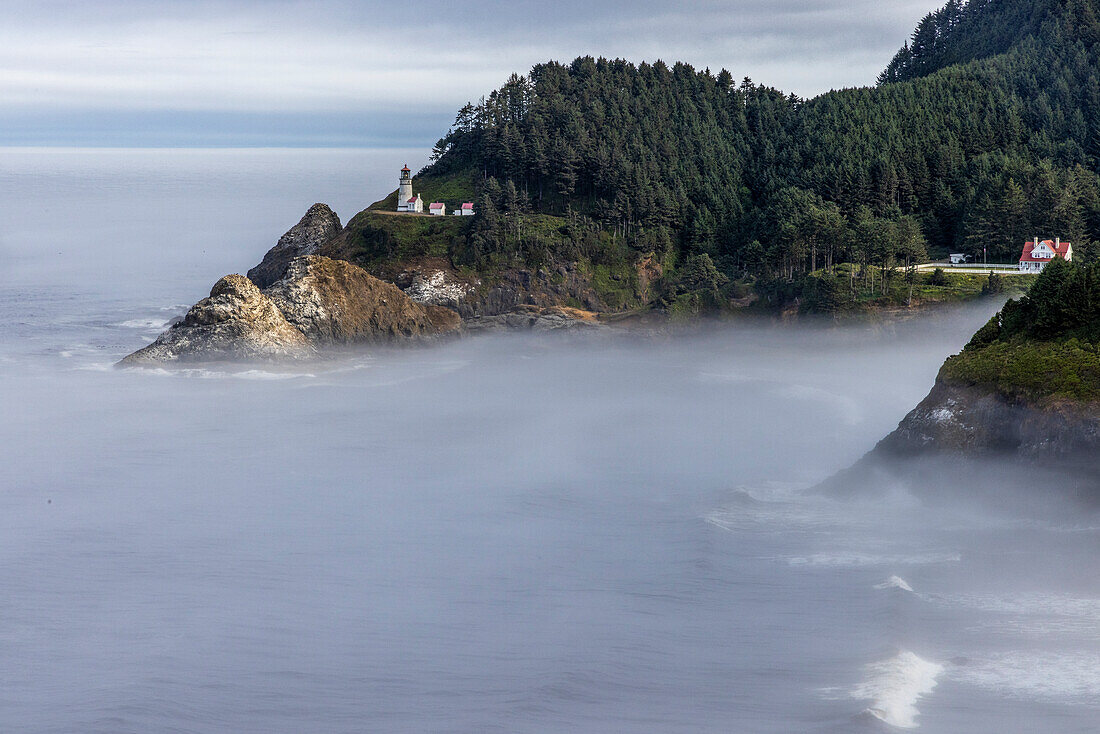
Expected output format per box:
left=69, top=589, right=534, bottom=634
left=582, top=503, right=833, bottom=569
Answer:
left=851, top=650, right=943, bottom=729
left=118, top=318, right=170, bottom=330
left=875, top=576, right=915, bottom=592
left=951, top=651, right=1100, bottom=703
left=784, top=552, right=959, bottom=568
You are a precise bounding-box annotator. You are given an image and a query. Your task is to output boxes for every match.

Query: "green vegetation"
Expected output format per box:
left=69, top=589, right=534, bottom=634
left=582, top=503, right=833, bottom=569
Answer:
left=943, top=338, right=1100, bottom=402
left=944, top=258, right=1100, bottom=401
left=755, top=265, right=1033, bottom=314
left=337, top=209, right=473, bottom=270
left=412, top=0, right=1100, bottom=300
left=368, top=169, right=479, bottom=211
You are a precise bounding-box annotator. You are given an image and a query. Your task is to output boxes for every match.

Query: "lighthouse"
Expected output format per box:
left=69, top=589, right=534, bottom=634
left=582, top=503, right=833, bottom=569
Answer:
left=396, top=165, right=422, bottom=212
left=398, top=165, right=412, bottom=208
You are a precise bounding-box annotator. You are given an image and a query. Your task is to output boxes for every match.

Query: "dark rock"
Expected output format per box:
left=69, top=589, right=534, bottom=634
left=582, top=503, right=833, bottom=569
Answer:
left=463, top=306, right=604, bottom=333
left=246, top=203, right=342, bottom=288
left=875, top=378, right=1100, bottom=461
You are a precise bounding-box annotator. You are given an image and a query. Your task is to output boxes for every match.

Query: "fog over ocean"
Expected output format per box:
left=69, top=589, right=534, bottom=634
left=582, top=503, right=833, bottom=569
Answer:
left=2, top=148, right=1099, bottom=733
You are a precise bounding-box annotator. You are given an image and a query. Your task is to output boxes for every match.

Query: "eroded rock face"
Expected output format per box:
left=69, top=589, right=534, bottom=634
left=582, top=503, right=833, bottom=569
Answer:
left=119, top=274, right=314, bottom=364
left=397, top=269, right=474, bottom=308
left=246, top=203, right=342, bottom=288
left=453, top=263, right=606, bottom=319
left=463, top=305, right=603, bottom=333
left=875, top=378, right=1100, bottom=460
left=121, top=257, right=462, bottom=365
left=265, top=255, right=461, bottom=344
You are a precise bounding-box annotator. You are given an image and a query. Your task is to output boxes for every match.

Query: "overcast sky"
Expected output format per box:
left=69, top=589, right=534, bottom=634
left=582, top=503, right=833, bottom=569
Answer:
left=0, top=0, right=942, bottom=147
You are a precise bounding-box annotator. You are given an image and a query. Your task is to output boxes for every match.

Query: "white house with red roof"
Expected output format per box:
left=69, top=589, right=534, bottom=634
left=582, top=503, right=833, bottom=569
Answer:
left=398, top=195, right=423, bottom=213
left=452, top=202, right=475, bottom=216
left=1019, top=236, right=1072, bottom=273
left=428, top=202, right=446, bottom=216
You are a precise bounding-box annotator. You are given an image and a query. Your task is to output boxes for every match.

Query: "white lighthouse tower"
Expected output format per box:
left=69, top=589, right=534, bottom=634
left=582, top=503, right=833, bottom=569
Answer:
left=396, top=165, right=422, bottom=212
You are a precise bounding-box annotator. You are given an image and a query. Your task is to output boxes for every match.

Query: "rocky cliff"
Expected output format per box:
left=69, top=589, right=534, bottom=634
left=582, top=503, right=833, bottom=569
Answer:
left=247, top=203, right=342, bottom=288
left=120, top=255, right=460, bottom=366
left=120, top=274, right=315, bottom=364
left=119, top=200, right=617, bottom=366
left=265, top=255, right=460, bottom=344
left=874, top=377, right=1100, bottom=463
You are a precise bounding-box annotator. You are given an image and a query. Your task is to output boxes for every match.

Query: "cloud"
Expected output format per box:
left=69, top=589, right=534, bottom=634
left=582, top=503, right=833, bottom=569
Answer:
left=0, top=0, right=940, bottom=145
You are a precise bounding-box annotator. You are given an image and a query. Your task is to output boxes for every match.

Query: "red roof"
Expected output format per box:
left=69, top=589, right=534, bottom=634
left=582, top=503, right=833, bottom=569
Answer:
left=401, top=164, right=410, bottom=172
left=461, top=202, right=474, bottom=210
left=429, top=202, right=444, bottom=209
left=407, top=196, right=418, bottom=202
left=1020, top=239, right=1071, bottom=263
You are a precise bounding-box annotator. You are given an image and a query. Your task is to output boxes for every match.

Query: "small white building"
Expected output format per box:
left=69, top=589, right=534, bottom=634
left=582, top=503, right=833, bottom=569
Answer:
left=429, top=202, right=446, bottom=216
left=456, top=202, right=475, bottom=216
left=398, top=195, right=423, bottom=213
left=1019, top=237, right=1072, bottom=273
left=949, top=253, right=968, bottom=264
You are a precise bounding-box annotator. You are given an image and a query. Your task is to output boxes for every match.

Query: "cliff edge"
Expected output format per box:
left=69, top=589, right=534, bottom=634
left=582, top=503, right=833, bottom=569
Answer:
left=867, top=257, right=1100, bottom=478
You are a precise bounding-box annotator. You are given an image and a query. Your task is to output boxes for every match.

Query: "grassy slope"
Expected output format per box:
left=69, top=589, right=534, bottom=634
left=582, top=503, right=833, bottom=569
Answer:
left=942, top=337, right=1100, bottom=403
left=331, top=209, right=472, bottom=274
left=867, top=269, right=1033, bottom=308
left=368, top=169, right=479, bottom=212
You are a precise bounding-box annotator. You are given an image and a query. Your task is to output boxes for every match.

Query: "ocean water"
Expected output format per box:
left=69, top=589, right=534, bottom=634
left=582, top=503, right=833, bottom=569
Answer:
left=2, top=148, right=1099, bottom=733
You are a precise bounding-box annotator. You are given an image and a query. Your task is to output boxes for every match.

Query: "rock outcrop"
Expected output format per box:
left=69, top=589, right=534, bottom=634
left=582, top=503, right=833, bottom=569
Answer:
left=395, top=269, right=475, bottom=309
left=265, top=256, right=461, bottom=344
left=120, top=274, right=314, bottom=364
left=875, top=378, right=1100, bottom=461
left=463, top=305, right=603, bottom=332
left=246, top=203, right=342, bottom=288
left=121, top=256, right=461, bottom=365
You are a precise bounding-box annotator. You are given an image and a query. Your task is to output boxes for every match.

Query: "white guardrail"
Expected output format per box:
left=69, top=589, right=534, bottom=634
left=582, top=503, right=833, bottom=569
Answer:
left=914, top=262, right=1022, bottom=272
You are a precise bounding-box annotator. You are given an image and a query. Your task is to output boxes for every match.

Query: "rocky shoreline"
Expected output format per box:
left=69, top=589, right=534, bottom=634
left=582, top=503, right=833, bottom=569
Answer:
left=815, top=375, right=1100, bottom=501
left=119, top=203, right=604, bottom=365
left=874, top=376, right=1100, bottom=462
left=117, top=201, right=1018, bottom=367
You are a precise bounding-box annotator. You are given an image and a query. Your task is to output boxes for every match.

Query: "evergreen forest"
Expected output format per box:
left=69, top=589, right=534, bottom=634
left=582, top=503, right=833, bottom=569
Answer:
left=415, top=0, right=1100, bottom=303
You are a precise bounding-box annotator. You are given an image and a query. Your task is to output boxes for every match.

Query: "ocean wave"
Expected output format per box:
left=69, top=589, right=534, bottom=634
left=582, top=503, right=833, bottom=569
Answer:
left=950, top=651, right=1100, bottom=703
left=125, top=366, right=315, bottom=380
left=783, top=552, right=960, bottom=568
left=117, top=318, right=170, bottom=330
left=940, top=591, right=1100, bottom=619
left=874, top=575, right=915, bottom=592
left=851, top=650, right=943, bottom=729
left=704, top=483, right=873, bottom=532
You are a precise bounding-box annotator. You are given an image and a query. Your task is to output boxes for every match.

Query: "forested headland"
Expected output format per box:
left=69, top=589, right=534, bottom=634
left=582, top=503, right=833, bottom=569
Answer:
left=351, top=0, right=1100, bottom=314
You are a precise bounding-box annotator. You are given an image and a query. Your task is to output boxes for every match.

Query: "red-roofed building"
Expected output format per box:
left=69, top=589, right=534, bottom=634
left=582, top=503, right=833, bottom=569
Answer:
left=429, top=202, right=446, bottom=216
left=452, top=202, right=474, bottom=216
left=1019, top=237, right=1072, bottom=273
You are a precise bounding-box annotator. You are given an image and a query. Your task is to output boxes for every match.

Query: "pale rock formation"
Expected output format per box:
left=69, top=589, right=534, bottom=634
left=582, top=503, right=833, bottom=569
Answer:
left=120, top=274, right=314, bottom=364
left=399, top=270, right=474, bottom=308
left=265, top=256, right=461, bottom=344
left=463, top=305, right=604, bottom=332
left=120, top=256, right=461, bottom=365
